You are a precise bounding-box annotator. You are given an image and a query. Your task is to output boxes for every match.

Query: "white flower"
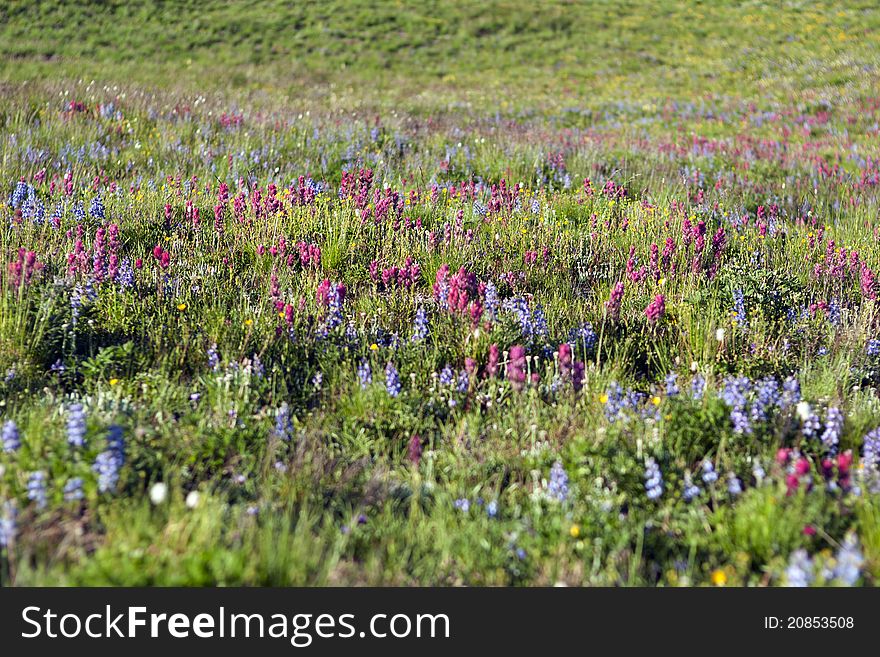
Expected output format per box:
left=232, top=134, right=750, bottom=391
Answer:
left=149, top=482, right=168, bottom=505
left=796, top=401, right=812, bottom=422
left=715, top=328, right=725, bottom=342
left=690, top=361, right=699, bottom=372
left=185, top=491, right=200, bottom=509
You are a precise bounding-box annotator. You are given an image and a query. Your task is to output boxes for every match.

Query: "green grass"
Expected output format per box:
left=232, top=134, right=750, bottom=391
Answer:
left=2, top=1, right=880, bottom=587
left=2, top=1, right=880, bottom=112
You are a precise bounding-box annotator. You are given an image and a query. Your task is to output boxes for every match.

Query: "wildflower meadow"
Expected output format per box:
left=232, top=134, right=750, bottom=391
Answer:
left=2, top=1, right=880, bottom=587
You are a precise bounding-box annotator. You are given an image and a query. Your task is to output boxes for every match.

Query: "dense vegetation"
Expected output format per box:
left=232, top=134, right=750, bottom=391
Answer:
left=2, top=1, right=880, bottom=586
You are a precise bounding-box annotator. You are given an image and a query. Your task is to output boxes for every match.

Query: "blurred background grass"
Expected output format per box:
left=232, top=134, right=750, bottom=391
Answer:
left=2, top=1, right=879, bottom=111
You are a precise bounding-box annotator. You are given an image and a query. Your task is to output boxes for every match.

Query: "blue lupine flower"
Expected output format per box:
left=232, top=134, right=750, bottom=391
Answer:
left=722, top=376, right=753, bottom=434
left=2, top=420, right=20, bottom=452
left=531, top=304, right=548, bottom=338
left=644, top=457, right=663, bottom=500
left=867, top=339, right=880, bottom=357
left=486, top=500, right=498, bottom=518
left=456, top=370, right=469, bottom=393
left=730, top=407, right=753, bottom=435
left=411, top=306, right=429, bottom=341
left=63, top=477, right=84, bottom=502
left=9, top=180, right=28, bottom=208
left=93, top=425, right=125, bottom=493
left=66, top=403, right=87, bottom=447
left=721, top=375, right=751, bottom=408
left=0, top=501, right=16, bottom=547
left=781, top=376, right=801, bottom=408
left=727, top=472, right=743, bottom=496
left=504, top=297, right=533, bottom=338
left=603, top=382, right=626, bottom=422
left=207, top=343, right=220, bottom=371
left=828, top=299, right=841, bottom=326
left=483, top=281, right=499, bottom=321
left=274, top=403, right=292, bottom=441
left=732, top=288, right=747, bottom=328
left=665, top=373, right=680, bottom=396
left=73, top=201, right=85, bottom=223
left=453, top=498, right=470, bottom=512
left=750, top=377, right=780, bottom=422
left=701, top=460, right=718, bottom=484
left=385, top=363, right=401, bottom=397
left=567, top=323, right=598, bottom=353
left=357, top=359, right=372, bottom=388
left=547, top=461, right=570, bottom=502
left=691, top=374, right=706, bottom=400
left=821, top=407, right=844, bottom=451
left=863, top=427, right=880, bottom=472
left=70, top=285, right=84, bottom=328
left=752, top=460, right=766, bottom=484
left=785, top=549, right=814, bottom=587
left=439, top=365, right=455, bottom=386
left=682, top=471, right=701, bottom=501
left=833, top=535, right=864, bottom=586
left=116, top=258, right=135, bottom=288
left=802, top=412, right=821, bottom=438
left=89, top=194, right=106, bottom=220
left=27, top=471, right=48, bottom=510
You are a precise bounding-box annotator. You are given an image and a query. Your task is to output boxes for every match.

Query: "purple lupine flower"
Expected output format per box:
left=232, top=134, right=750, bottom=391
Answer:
left=357, top=359, right=372, bottom=388
left=833, top=535, right=864, bottom=586
left=411, top=306, right=429, bottom=341
left=727, top=472, right=743, bottom=496
left=665, top=373, right=679, bottom=396
left=732, top=288, right=747, bottom=328
left=691, top=374, right=706, bottom=400
left=63, top=477, right=84, bottom=502
left=682, top=471, right=701, bottom=501
left=439, top=365, right=455, bottom=386
left=0, top=501, right=16, bottom=547
left=821, top=407, right=844, bottom=451
left=781, top=376, right=801, bottom=408
left=93, top=425, right=125, bottom=493
left=456, top=369, right=469, bottom=393
left=701, top=460, right=718, bottom=484
left=785, top=549, right=814, bottom=587
left=547, top=461, right=570, bottom=502
left=2, top=420, right=20, bottom=452
left=207, top=343, right=220, bottom=371
left=27, top=471, right=48, bottom=510
left=385, top=363, right=401, bottom=397
left=67, top=402, right=87, bottom=447
left=483, top=281, right=499, bottom=321
left=644, top=457, right=663, bottom=500
left=274, top=403, right=292, bottom=441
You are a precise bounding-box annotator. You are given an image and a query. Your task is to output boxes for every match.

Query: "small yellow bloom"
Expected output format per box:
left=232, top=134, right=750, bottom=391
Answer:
left=244, top=319, right=253, bottom=326
left=177, top=303, right=187, bottom=311
left=658, top=277, right=666, bottom=287
left=599, top=393, right=609, bottom=404
left=711, top=569, right=727, bottom=586
left=569, top=524, right=580, bottom=538
left=109, top=378, right=119, bottom=386
left=651, top=396, right=661, bottom=406
left=370, top=343, right=379, bottom=351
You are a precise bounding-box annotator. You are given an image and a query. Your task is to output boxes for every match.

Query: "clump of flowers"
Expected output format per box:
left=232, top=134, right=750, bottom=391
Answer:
left=644, top=294, right=666, bottom=323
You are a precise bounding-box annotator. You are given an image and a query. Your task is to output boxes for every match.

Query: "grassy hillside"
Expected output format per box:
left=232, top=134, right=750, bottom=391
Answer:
left=2, top=1, right=880, bottom=109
